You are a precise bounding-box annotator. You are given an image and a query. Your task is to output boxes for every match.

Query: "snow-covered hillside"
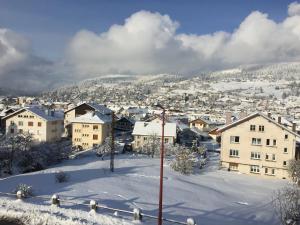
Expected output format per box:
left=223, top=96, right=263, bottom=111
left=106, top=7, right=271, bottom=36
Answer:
left=0, top=153, right=287, bottom=225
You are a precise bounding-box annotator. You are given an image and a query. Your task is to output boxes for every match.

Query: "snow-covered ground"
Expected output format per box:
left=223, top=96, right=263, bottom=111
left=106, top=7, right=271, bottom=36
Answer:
left=0, top=152, right=288, bottom=225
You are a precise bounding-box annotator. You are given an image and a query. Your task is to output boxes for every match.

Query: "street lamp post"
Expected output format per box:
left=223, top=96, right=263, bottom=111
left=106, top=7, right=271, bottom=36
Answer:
left=156, top=104, right=166, bottom=225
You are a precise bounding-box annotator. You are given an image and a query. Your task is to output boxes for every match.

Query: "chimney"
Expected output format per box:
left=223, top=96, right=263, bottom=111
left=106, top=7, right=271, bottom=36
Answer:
left=267, top=112, right=271, bottom=118
left=292, top=123, right=296, bottom=132
left=225, top=112, right=232, bottom=125
left=278, top=116, right=281, bottom=124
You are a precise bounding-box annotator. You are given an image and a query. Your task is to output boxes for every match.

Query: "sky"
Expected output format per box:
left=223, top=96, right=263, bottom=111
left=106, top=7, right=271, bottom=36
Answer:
left=0, top=0, right=300, bottom=93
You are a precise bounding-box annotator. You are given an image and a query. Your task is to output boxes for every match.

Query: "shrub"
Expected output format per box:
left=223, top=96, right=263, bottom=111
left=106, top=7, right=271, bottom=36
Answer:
left=13, top=183, right=33, bottom=198
left=55, top=171, right=70, bottom=183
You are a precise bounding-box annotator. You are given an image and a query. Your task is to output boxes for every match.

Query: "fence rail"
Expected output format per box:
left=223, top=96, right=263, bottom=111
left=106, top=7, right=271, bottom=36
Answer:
left=0, top=191, right=197, bottom=225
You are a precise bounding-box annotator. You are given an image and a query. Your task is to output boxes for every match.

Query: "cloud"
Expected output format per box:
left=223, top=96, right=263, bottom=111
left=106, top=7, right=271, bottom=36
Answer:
left=67, top=2, right=300, bottom=78
left=288, top=1, right=300, bottom=16
left=0, top=28, right=62, bottom=94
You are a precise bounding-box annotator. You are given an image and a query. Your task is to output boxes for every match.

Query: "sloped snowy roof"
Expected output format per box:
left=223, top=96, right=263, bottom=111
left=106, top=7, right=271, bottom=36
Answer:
left=71, top=111, right=112, bottom=124
left=65, top=102, right=112, bottom=115
left=132, top=121, right=177, bottom=137
left=2, top=106, right=63, bottom=121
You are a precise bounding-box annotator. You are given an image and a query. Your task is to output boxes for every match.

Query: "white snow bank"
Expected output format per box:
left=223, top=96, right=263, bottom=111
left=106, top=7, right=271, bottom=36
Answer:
left=0, top=198, right=133, bottom=225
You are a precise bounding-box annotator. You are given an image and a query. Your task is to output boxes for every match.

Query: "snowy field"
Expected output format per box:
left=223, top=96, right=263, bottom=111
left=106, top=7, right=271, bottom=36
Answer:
left=0, top=152, right=288, bottom=225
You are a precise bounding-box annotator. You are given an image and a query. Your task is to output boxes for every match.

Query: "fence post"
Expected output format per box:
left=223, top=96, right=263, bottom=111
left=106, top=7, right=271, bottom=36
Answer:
left=16, top=190, right=23, bottom=200
left=133, top=208, right=142, bottom=221
left=90, top=200, right=97, bottom=212
left=187, top=218, right=196, bottom=225
left=51, top=194, right=60, bottom=207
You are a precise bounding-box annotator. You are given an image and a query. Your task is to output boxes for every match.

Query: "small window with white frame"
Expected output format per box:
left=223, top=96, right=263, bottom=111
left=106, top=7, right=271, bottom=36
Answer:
left=250, top=125, right=256, bottom=131
left=251, top=152, right=261, bottom=160
left=250, top=165, right=260, bottom=173
left=252, top=138, right=262, bottom=145
left=259, top=125, right=264, bottom=132
left=230, top=136, right=240, bottom=143
left=229, top=149, right=239, bottom=157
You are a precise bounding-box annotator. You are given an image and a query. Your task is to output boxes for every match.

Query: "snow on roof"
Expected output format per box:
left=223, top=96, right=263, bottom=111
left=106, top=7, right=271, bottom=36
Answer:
left=218, top=112, right=300, bottom=137
left=132, top=121, right=177, bottom=137
left=71, top=111, right=112, bottom=124
left=2, top=106, right=63, bottom=121
left=27, top=107, right=64, bottom=121
left=65, top=102, right=112, bottom=115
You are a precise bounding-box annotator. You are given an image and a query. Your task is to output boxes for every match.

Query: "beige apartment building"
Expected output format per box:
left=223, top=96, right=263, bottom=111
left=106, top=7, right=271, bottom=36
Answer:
left=71, top=111, right=112, bottom=149
left=218, top=112, right=300, bottom=179
left=64, top=102, right=112, bottom=137
left=132, top=121, right=177, bottom=149
left=3, top=107, right=64, bottom=142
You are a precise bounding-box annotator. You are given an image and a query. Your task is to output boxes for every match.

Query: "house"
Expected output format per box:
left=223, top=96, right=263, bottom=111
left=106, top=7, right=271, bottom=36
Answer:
left=218, top=112, right=300, bottom=179
left=71, top=111, right=112, bottom=149
left=64, top=102, right=112, bottom=137
left=115, top=117, right=135, bottom=131
left=132, top=121, right=177, bottom=149
left=0, top=107, right=18, bottom=131
left=2, top=106, right=64, bottom=142
left=189, top=118, right=223, bottom=131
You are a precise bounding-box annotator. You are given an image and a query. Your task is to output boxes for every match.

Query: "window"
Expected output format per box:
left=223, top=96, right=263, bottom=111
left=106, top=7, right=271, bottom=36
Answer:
left=18, top=121, right=23, bottom=126
left=38, top=122, right=42, bottom=127
left=29, top=115, right=34, bottom=118
left=284, top=148, right=288, bottom=153
left=93, top=134, right=98, bottom=140
left=10, top=128, right=14, bottom=134
left=10, top=121, right=15, bottom=125
left=266, top=139, right=276, bottom=146
left=164, top=138, right=169, bottom=143
left=251, top=152, right=261, bottom=160
left=192, top=123, right=195, bottom=126
left=284, top=134, right=288, bottom=140
left=250, top=165, right=260, bottom=173
left=266, top=154, right=269, bottom=160
left=229, top=163, right=238, bottom=171
left=252, top=138, right=262, bottom=145
left=144, top=137, right=147, bottom=141
left=265, top=168, right=268, bottom=174
left=283, top=161, right=287, bottom=167
left=259, top=125, right=264, bottom=132
left=18, top=115, right=22, bottom=118
left=271, top=169, right=275, bottom=175
left=250, top=125, right=256, bottom=131
left=28, top=121, right=33, bottom=126
left=19, top=129, right=23, bottom=134
left=272, top=154, right=276, bottom=161
left=229, top=149, right=239, bottom=157
left=93, top=125, right=98, bottom=130
left=230, top=136, right=240, bottom=143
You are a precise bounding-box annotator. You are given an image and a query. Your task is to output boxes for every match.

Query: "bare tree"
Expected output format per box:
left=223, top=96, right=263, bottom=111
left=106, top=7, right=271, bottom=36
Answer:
left=288, top=159, right=300, bottom=184
left=273, top=185, right=300, bottom=225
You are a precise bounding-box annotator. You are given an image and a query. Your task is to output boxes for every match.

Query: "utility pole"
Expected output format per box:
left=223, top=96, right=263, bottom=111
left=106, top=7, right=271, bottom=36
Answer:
left=157, top=104, right=166, bottom=225
left=110, top=111, right=115, bottom=172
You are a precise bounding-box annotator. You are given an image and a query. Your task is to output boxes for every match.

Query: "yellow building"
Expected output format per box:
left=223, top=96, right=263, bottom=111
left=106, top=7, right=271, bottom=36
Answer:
left=3, top=107, right=64, bottom=143
left=132, top=121, right=177, bottom=149
left=71, top=111, right=112, bottom=149
left=218, top=112, right=300, bottom=179
left=64, top=102, right=112, bottom=137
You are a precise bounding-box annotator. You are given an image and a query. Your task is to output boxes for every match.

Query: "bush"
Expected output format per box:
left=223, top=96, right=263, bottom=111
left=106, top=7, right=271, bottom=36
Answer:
left=13, top=183, right=33, bottom=198
left=55, top=171, right=70, bottom=183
